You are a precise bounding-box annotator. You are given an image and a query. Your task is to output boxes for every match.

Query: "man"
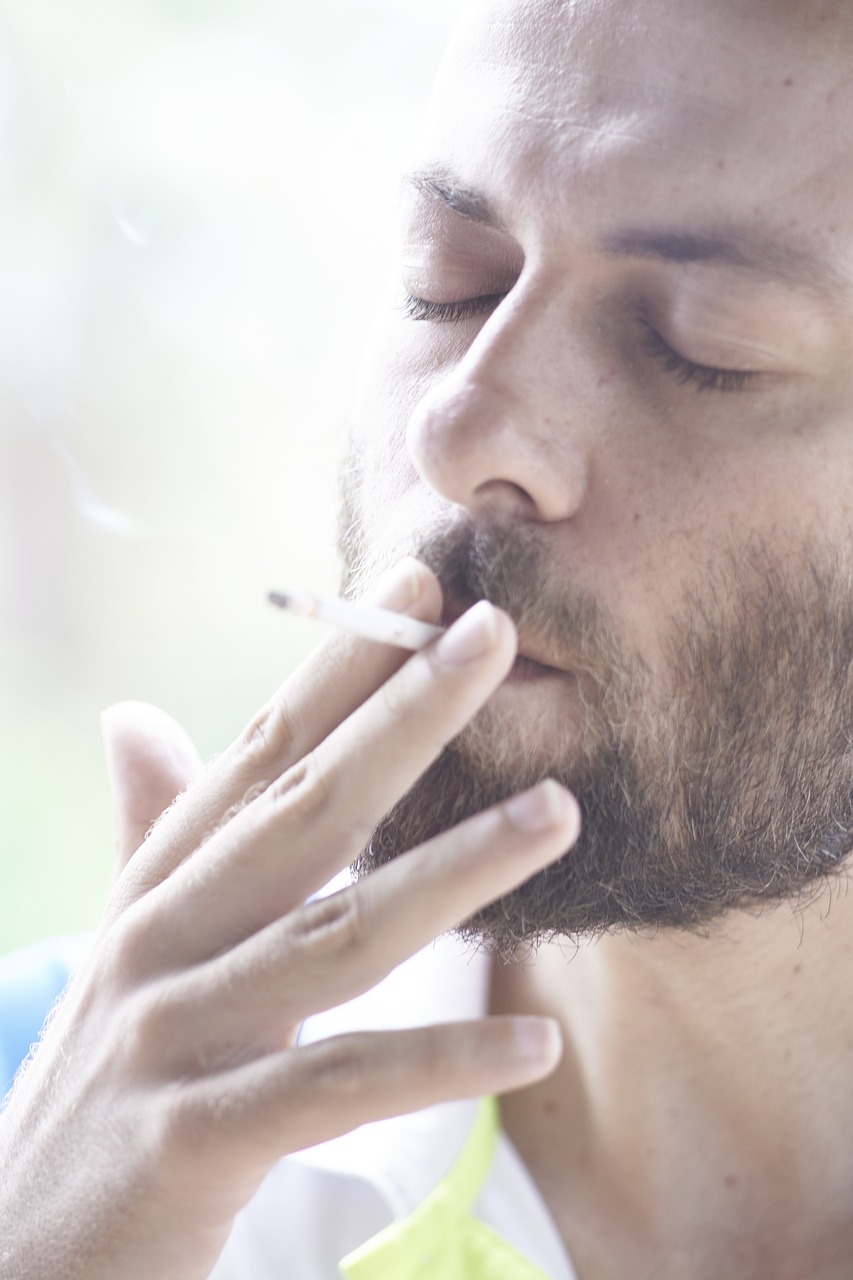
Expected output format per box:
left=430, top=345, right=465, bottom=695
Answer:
left=3, top=0, right=853, bottom=1275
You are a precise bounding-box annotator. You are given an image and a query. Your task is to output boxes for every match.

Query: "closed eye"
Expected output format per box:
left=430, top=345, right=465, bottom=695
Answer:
left=640, top=321, right=759, bottom=394
left=402, top=293, right=504, bottom=324
left=403, top=293, right=761, bottom=395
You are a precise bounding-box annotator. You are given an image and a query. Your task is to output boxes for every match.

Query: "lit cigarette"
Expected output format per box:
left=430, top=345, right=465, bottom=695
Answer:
left=268, top=588, right=445, bottom=651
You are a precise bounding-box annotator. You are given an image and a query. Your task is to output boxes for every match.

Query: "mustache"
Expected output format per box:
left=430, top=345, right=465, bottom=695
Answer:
left=409, top=518, right=631, bottom=687
left=414, top=519, right=581, bottom=624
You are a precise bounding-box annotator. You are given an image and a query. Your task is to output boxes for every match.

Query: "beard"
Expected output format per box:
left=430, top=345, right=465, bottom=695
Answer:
left=339, top=479, right=853, bottom=952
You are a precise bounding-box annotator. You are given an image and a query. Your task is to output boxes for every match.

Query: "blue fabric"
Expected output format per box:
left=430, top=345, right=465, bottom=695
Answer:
left=0, top=934, right=92, bottom=1101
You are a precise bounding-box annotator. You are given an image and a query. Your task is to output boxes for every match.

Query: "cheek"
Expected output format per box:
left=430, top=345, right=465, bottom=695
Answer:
left=355, top=322, right=456, bottom=497
left=348, top=325, right=451, bottom=565
left=572, top=428, right=772, bottom=673
left=610, top=416, right=853, bottom=681
left=684, top=387, right=853, bottom=543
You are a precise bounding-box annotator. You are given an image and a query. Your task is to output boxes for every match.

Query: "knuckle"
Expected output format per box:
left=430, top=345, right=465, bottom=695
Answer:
left=213, top=779, right=273, bottom=838
left=151, top=1083, right=220, bottom=1166
left=239, top=697, right=299, bottom=772
left=270, top=749, right=335, bottom=821
left=116, top=985, right=178, bottom=1072
left=105, top=902, right=159, bottom=988
left=377, top=672, right=413, bottom=724
left=308, top=1036, right=370, bottom=1101
left=410, top=1027, right=449, bottom=1079
left=292, top=888, right=368, bottom=964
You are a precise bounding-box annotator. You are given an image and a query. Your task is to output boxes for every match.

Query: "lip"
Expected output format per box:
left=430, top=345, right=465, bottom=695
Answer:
left=506, top=654, right=566, bottom=682
left=515, top=639, right=565, bottom=672
left=440, top=598, right=474, bottom=630
left=442, top=597, right=567, bottom=676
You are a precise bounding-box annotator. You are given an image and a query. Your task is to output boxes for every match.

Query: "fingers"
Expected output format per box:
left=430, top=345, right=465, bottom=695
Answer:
left=101, top=702, right=204, bottom=876
left=177, top=782, right=580, bottom=1049
left=116, top=782, right=579, bottom=1081
left=243, top=560, right=444, bottom=769
left=160, top=1017, right=563, bottom=1167
left=146, top=600, right=518, bottom=960
left=117, top=558, right=442, bottom=904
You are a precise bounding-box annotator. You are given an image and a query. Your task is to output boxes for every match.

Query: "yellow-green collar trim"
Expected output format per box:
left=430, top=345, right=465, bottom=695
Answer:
left=339, top=1097, right=552, bottom=1279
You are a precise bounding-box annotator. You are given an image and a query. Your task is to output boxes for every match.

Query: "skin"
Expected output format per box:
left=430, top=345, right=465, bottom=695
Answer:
left=0, top=571, right=577, bottom=1280
left=6, top=3, right=853, bottom=1279
left=343, top=0, right=853, bottom=1276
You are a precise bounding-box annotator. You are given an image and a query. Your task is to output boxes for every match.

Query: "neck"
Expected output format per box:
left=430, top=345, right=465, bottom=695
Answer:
left=490, top=883, right=853, bottom=1280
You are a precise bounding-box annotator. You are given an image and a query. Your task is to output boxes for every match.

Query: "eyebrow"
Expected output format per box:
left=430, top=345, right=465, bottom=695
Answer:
left=404, top=167, right=846, bottom=298
left=603, top=228, right=842, bottom=294
left=405, top=169, right=508, bottom=231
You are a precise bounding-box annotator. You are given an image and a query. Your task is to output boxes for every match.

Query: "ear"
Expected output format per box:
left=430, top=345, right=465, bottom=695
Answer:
left=101, top=701, right=204, bottom=876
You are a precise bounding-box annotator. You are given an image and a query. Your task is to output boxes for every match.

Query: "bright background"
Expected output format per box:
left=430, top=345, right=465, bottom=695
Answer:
left=0, top=0, right=459, bottom=952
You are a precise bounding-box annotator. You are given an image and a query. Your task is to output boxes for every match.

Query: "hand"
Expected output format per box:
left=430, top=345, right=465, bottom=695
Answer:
left=0, top=559, right=580, bottom=1280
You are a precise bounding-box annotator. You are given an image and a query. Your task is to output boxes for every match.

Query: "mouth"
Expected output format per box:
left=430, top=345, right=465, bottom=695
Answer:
left=442, top=597, right=567, bottom=680
left=507, top=653, right=566, bottom=682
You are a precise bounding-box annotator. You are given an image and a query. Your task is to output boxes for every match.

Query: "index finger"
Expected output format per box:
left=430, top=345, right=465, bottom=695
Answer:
left=113, top=558, right=442, bottom=909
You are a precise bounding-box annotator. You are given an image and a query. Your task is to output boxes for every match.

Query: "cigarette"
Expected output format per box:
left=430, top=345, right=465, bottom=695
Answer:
left=268, top=588, right=445, bottom=651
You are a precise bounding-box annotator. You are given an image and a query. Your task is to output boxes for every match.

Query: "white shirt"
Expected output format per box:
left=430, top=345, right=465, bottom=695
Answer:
left=208, top=935, right=578, bottom=1279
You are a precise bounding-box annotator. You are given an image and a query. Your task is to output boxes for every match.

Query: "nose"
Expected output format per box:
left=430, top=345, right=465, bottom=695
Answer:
left=406, top=288, right=591, bottom=523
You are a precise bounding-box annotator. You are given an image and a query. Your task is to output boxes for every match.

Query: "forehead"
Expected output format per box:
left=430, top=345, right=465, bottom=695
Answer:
left=419, top=0, right=853, bottom=255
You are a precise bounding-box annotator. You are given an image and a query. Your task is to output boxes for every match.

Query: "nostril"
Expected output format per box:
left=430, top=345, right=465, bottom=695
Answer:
left=405, top=366, right=589, bottom=524
left=472, top=478, right=539, bottom=517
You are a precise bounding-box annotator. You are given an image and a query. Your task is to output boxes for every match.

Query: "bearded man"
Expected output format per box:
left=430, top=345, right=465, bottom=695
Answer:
left=3, top=1, right=853, bottom=1277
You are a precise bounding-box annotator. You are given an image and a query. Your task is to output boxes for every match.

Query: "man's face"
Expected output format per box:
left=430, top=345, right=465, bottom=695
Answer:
left=342, top=0, right=853, bottom=949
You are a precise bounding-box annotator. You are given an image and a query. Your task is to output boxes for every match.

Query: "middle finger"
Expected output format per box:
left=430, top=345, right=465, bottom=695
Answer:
left=150, top=601, right=516, bottom=961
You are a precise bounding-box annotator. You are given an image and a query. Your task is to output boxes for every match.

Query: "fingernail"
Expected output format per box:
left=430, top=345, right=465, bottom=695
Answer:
left=511, top=1017, right=563, bottom=1067
left=365, top=558, right=423, bottom=614
left=434, top=600, right=498, bottom=667
left=505, top=779, right=579, bottom=835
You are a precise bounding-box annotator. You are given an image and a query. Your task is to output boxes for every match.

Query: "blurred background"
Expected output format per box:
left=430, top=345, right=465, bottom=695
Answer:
left=0, top=0, right=458, bottom=952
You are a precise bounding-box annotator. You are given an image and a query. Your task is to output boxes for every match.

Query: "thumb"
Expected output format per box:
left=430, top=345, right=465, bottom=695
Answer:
left=101, top=700, right=204, bottom=876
